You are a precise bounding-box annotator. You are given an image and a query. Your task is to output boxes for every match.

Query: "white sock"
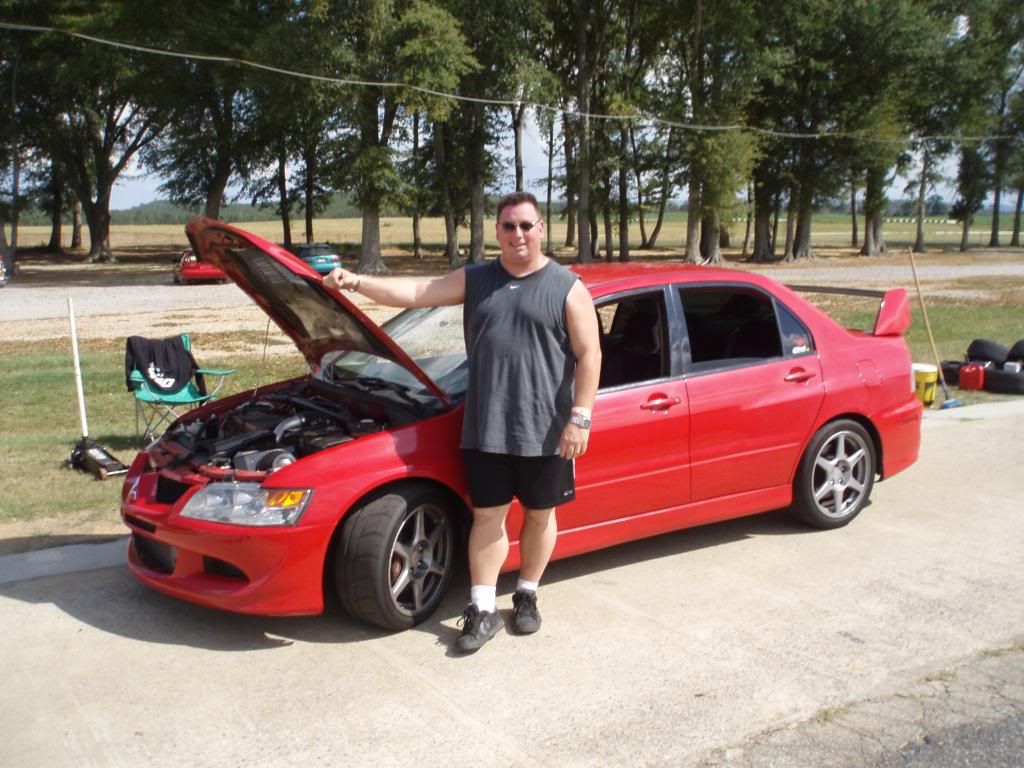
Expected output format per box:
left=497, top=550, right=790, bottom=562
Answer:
left=516, top=578, right=539, bottom=594
left=470, top=585, right=496, bottom=613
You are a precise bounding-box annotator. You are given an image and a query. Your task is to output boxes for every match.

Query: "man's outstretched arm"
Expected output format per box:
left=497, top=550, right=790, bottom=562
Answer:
left=323, top=267, right=466, bottom=308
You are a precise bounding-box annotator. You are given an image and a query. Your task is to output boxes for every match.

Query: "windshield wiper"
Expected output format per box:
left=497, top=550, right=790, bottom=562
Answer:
left=336, top=375, right=424, bottom=409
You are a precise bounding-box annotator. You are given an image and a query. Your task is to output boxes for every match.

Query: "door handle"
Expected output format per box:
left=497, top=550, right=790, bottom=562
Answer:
left=641, top=396, right=682, bottom=411
left=784, top=369, right=817, bottom=383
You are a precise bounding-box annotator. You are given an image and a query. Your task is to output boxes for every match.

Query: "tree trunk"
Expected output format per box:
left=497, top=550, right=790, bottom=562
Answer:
left=358, top=206, right=387, bottom=273
left=646, top=131, right=674, bottom=249
left=434, top=121, right=460, bottom=268
left=563, top=113, right=576, bottom=248
left=871, top=213, right=885, bottom=254
left=859, top=167, right=886, bottom=256
left=304, top=148, right=317, bottom=244
left=6, top=57, right=19, bottom=277
left=719, top=225, right=730, bottom=249
left=792, top=188, right=814, bottom=260
left=913, top=149, right=929, bottom=253
left=685, top=179, right=702, bottom=264
left=770, top=189, right=782, bottom=254
left=469, top=174, right=485, bottom=264
left=412, top=113, right=423, bottom=259
left=628, top=123, right=648, bottom=248
left=204, top=155, right=231, bottom=220
left=700, top=212, right=721, bottom=264
left=850, top=180, right=859, bottom=248
left=1011, top=187, right=1022, bottom=247
left=617, top=123, right=630, bottom=262
left=512, top=102, right=526, bottom=192
left=47, top=170, right=63, bottom=252
left=276, top=145, right=291, bottom=249
left=741, top=181, right=752, bottom=258
left=83, top=196, right=113, bottom=263
left=603, top=198, right=614, bottom=263
left=751, top=178, right=774, bottom=262
left=959, top=215, right=971, bottom=252
left=782, top=191, right=796, bottom=261
left=574, top=0, right=592, bottom=263
left=989, top=177, right=1002, bottom=247
left=545, top=119, right=554, bottom=256
left=71, top=199, right=82, bottom=248
left=589, top=206, right=599, bottom=261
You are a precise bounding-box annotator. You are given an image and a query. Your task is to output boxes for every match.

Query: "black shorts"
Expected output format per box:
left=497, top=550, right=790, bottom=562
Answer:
left=462, top=450, right=576, bottom=509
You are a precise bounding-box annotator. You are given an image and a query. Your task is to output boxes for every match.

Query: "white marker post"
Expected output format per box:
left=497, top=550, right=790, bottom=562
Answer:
left=67, top=297, right=90, bottom=439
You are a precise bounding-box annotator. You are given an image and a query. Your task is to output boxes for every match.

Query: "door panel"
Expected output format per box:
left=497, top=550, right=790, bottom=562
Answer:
left=566, top=290, right=690, bottom=529
left=685, top=358, right=823, bottom=500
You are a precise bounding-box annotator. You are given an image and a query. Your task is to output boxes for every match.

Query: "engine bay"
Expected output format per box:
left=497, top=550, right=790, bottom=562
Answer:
left=159, top=379, right=413, bottom=478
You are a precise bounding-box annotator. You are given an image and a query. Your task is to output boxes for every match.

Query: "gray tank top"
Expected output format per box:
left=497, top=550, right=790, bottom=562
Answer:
left=460, top=258, right=579, bottom=456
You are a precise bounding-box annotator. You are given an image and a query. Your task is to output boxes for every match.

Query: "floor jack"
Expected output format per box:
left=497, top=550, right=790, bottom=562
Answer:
left=66, top=298, right=128, bottom=480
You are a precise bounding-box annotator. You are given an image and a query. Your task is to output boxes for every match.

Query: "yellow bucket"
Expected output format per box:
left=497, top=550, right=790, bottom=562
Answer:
left=913, top=363, right=938, bottom=406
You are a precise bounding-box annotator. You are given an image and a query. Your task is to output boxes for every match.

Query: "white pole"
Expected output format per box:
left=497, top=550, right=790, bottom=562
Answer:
left=67, top=297, right=89, bottom=438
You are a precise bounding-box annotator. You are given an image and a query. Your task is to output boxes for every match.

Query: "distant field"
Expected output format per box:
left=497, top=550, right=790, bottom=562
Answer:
left=11, top=211, right=1008, bottom=253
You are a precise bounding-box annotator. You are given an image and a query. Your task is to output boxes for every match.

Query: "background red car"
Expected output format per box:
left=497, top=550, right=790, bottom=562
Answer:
left=121, top=218, right=922, bottom=630
left=172, top=248, right=228, bottom=284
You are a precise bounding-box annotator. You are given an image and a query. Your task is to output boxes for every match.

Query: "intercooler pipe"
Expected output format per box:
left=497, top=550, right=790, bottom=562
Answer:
left=274, top=414, right=306, bottom=444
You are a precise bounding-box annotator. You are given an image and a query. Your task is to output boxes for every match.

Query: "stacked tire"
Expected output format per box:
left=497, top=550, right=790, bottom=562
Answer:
left=954, top=338, right=1024, bottom=395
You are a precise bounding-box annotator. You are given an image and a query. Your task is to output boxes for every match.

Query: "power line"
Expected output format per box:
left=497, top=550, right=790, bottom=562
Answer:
left=0, top=20, right=1015, bottom=145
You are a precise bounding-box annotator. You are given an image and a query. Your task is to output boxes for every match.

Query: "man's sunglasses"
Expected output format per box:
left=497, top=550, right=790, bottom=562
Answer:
left=500, top=219, right=541, bottom=233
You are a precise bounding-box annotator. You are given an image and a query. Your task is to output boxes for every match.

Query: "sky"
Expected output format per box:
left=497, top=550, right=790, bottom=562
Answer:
left=110, top=116, right=556, bottom=210
left=109, top=114, right=970, bottom=211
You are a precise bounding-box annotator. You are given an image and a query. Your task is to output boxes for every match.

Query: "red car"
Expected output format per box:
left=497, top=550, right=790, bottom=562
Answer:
left=121, top=217, right=922, bottom=630
left=172, top=248, right=228, bottom=284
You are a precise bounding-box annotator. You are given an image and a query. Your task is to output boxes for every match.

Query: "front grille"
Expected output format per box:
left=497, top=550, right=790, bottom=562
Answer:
left=203, top=556, right=248, bottom=582
left=155, top=475, right=191, bottom=505
left=132, top=533, right=176, bottom=574
left=124, top=514, right=156, bottom=533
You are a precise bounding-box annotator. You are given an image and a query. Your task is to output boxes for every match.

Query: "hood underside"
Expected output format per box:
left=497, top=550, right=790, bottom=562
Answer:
left=185, top=217, right=450, bottom=407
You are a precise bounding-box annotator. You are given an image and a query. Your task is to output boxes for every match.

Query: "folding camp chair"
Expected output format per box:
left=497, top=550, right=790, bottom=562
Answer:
left=126, top=334, right=235, bottom=444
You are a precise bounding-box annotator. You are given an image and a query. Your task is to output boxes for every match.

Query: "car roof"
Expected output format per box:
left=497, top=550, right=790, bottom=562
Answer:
left=570, top=262, right=775, bottom=297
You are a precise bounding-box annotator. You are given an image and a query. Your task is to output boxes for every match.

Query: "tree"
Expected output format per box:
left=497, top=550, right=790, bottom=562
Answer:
left=25, top=4, right=163, bottom=261
left=329, top=0, right=474, bottom=274
left=661, top=0, right=760, bottom=264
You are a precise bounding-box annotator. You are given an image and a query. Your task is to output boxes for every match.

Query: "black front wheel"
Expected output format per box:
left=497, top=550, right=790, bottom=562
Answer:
left=334, top=484, right=458, bottom=630
left=790, top=419, right=876, bottom=529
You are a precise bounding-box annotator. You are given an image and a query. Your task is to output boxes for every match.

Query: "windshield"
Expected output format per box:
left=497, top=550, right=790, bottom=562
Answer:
left=319, top=304, right=467, bottom=404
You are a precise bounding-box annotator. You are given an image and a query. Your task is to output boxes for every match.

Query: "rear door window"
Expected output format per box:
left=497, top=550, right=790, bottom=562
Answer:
left=678, top=287, right=784, bottom=372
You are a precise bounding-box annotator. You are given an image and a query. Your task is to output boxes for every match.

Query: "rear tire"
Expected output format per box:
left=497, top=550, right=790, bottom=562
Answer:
left=790, top=419, right=876, bottom=530
left=334, top=484, right=458, bottom=630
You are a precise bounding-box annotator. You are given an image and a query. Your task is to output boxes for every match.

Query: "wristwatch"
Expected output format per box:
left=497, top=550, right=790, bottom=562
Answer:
left=568, top=413, right=591, bottom=429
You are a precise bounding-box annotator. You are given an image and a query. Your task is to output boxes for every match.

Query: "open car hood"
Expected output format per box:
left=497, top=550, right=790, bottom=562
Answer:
left=185, top=217, right=451, bottom=407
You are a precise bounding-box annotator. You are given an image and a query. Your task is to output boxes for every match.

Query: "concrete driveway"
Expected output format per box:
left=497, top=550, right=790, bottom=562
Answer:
left=2, top=401, right=1022, bottom=767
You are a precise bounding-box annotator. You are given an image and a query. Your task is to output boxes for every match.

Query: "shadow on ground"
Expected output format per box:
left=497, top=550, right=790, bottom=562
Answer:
left=0, top=508, right=816, bottom=653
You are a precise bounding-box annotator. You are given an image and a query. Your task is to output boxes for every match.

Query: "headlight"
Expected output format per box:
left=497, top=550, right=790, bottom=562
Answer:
left=180, top=483, right=311, bottom=527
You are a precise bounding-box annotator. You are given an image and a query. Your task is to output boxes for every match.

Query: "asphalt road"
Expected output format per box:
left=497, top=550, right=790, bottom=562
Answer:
left=1, top=400, right=1022, bottom=767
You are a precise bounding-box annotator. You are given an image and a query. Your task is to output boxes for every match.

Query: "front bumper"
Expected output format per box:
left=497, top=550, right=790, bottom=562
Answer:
left=122, top=475, right=333, bottom=616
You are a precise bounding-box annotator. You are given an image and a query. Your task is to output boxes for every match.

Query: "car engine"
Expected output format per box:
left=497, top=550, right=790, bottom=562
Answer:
left=162, top=380, right=397, bottom=476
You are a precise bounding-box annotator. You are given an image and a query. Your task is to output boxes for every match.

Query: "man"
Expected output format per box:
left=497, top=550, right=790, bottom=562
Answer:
left=324, top=191, right=601, bottom=653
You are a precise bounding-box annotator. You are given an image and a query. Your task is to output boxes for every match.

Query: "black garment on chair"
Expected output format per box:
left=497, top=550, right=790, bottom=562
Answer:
left=125, top=336, right=206, bottom=396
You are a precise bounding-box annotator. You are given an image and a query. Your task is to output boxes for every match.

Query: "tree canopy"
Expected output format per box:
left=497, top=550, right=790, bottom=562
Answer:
left=1, top=0, right=1022, bottom=275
